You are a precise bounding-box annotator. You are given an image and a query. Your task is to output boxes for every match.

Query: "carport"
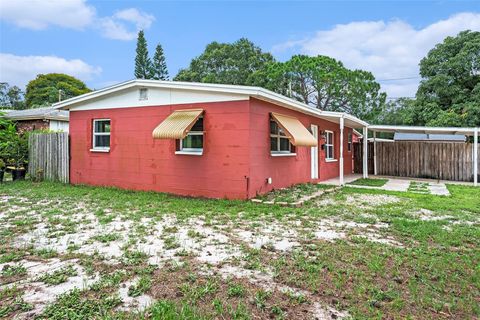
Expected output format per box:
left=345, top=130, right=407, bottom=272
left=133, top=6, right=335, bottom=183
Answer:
left=359, top=125, right=479, bottom=186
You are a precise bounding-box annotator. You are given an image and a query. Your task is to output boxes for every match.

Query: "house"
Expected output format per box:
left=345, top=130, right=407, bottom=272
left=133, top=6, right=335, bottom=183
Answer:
left=393, top=132, right=466, bottom=142
left=54, top=80, right=367, bottom=199
left=2, top=107, right=69, bottom=133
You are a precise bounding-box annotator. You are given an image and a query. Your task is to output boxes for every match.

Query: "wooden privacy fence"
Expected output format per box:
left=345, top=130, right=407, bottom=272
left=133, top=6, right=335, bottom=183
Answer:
left=354, top=141, right=480, bottom=182
left=28, top=132, right=69, bottom=183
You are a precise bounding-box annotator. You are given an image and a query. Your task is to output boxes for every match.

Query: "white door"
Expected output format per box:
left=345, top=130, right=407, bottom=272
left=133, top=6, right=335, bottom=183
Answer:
left=311, top=125, right=319, bottom=179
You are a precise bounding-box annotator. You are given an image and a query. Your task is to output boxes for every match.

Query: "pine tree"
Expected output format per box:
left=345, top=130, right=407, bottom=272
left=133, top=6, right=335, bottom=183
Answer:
left=134, top=30, right=151, bottom=79
left=151, top=44, right=169, bottom=80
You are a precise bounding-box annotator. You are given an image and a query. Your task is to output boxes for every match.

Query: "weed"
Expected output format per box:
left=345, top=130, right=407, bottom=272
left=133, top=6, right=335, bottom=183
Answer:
left=33, top=248, right=58, bottom=259
left=38, top=265, right=77, bottom=285
left=122, top=250, right=148, bottom=266
left=128, top=275, right=152, bottom=297
left=164, top=236, right=180, bottom=250
left=1, top=264, right=27, bottom=278
left=40, top=289, right=121, bottom=319
left=0, top=286, right=33, bottom=318
left=227, top=283, right=246, bottom=298
left=91, top=233, right=121, bottom=243
left=254, top=289, right=271, bottom=310
left=187, top=229, right=204, bottom=238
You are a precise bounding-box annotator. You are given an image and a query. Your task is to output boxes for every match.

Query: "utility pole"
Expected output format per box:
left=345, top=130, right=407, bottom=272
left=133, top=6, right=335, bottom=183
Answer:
left=58, top=89, right=63, bottom=102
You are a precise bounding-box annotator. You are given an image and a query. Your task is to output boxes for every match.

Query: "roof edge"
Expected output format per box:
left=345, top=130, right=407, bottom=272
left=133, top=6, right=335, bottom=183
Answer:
left=369, top=124, right=479, bottom=135
left=52, top=80, right=369, bottom=128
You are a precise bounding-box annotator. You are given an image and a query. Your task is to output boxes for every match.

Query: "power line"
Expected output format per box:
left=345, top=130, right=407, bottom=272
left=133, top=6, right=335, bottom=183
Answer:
left=386, top=97, right=415, bottom=100
left=377, top=76, right=420, bottom=82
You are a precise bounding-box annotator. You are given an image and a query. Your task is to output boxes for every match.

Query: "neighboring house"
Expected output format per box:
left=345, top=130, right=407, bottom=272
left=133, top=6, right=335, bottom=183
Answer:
left=54, top=80, right=366, bottom=199
left=393, top=132, right=466, bottom=142
left=2, top=107, right=69, bottom=133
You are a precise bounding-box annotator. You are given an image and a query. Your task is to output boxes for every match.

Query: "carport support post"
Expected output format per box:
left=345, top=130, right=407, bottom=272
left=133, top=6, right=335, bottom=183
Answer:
left=373, top=131, right=377, bottom=176
left=474, top=128, right=478, bottom=186
left=339, top=117, right=344, bottom=185
left=363, top=127, right=368, bottom=178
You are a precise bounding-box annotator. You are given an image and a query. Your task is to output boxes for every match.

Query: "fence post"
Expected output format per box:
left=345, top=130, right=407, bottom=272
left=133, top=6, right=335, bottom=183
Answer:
left=363, top=127, right=368, bottom=178
left=474, top=128, right=478, bottom=186
left=339, top=117, right=344, bottom=185
left=373, top=131, right=377, bottom=176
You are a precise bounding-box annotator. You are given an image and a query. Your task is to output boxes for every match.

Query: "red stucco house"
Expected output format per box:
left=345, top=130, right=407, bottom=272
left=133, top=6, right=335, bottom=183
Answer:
left=54, top=80, right=367, bottom=199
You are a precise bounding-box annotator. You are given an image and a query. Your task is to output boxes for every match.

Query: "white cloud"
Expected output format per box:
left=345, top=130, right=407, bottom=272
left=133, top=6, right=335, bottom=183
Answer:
left=99, top=8, right=155, bottom=41
left=0, top=0, right=95, bottom=30
left=0, top=1, right=154, bottom=40
left=0, top=53, right=101, bottom=88
left=273, top=12, right=480, bottom=98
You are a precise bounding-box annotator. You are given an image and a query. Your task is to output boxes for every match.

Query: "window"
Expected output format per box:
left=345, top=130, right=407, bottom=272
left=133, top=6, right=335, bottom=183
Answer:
left=139, top=88, right=148, bottom=100
left=348, top=132, right=352, bottom=152
left=325, top=130, right=334, bottom=160
left=177, top=117, right=203, bottom=155
left=270, top=118, right=295, bottom=155
left=92, top=119, right=110, bottom=151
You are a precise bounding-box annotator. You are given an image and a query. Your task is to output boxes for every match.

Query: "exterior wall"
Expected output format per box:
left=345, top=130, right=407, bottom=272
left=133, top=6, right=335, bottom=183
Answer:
left=69, top=97, right=353, bottom=199
left=15, top=119, right=49, bottom=133
left=49, top=120, right=69, bottom=132
left=69, top=100, right=251, bottom=199
left=247, top=98, right=353, bottom=198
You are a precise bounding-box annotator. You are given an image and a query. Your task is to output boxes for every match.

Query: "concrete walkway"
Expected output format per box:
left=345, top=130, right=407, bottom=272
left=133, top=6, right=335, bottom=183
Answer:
left=323, top=175, right=450, bottom=196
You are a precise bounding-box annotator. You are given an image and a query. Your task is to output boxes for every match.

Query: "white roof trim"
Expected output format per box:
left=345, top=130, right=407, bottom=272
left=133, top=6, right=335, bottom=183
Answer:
left=9, top=115, right=69, bottom=121
left=352, top=128, right=363, bottom=138
left=368, top=125, right=479, bottom=135
left=367, top=138, right=394, bottom=142
left=52, top=79, right=368, bottom=128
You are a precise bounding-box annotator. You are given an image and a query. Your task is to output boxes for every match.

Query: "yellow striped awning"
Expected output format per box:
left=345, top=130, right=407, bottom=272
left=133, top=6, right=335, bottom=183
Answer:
left=152, top=109, right=204, bottom=139
left=271, top=112, right=318, bottom=147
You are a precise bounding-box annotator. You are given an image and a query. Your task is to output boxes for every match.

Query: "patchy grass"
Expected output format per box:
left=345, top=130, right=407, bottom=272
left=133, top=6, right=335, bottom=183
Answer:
left=348, top=178, right=389, bottom=187
left=0, top=180, right=479, bottom=319
left=38, top=265, right=78, bottom=285
left=147, top=300, right=207, bottom=319
left=128, top=275, right=152, bottom=297
left=1, top=263, right=27, bottom=278
left=0, top=286, right=33, bottom=318
left=91, top=232, right=121, bottom=243
left=408, top=181, right=430, bottom=194
left=257, top=183, right=331, bottom=203
left=39, top=288, right=122, bottom=319
left=227, top=282, right=246, bottom=298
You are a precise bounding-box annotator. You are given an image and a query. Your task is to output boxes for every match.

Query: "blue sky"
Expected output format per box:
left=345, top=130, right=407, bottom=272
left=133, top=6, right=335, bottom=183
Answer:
left=1, top=1, right=479, bottom=97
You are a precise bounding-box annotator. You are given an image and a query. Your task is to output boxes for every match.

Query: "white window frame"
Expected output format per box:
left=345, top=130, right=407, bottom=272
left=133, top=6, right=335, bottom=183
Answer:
left=325, top=130, right=335, bottom=161
left=270, top=119, right=296, bottom=156
left=91, top=119, right=111, bottom=152
left=175, top=117, right=203, bottom=156
left=347, top=131, right=352, bottom=152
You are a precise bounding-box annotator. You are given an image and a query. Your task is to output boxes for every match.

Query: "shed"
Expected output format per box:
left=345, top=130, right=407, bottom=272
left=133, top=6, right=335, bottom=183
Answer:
left=2, top=107, right=69, bottom=133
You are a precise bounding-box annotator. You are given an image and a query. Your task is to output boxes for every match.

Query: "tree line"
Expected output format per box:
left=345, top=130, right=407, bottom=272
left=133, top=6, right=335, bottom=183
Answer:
left=2, top=30, right=478, bottom=128
left=135, top=30, right=480, bottom=127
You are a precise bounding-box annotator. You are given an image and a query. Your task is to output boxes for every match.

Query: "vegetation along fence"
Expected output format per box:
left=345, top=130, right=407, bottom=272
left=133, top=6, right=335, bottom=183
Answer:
left=28, top=132, right=69, bottom=183
left=354, top=141, right=480, bottom=182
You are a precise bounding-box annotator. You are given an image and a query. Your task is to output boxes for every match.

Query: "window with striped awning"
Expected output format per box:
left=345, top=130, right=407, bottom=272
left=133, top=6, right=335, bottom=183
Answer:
left=152, top=109, right=204, bottom=139
left=270, top=112, right=317, bottom=147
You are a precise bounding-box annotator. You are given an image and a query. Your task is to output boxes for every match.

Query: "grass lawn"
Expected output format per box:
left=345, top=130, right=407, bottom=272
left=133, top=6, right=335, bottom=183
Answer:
left=0, top=181, right=479, bottom=319
left=348, top=178, right=389, bottom=187
left=256, top=183, right=332, bottom=203
left=408, top=181, right=431, bottom=194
